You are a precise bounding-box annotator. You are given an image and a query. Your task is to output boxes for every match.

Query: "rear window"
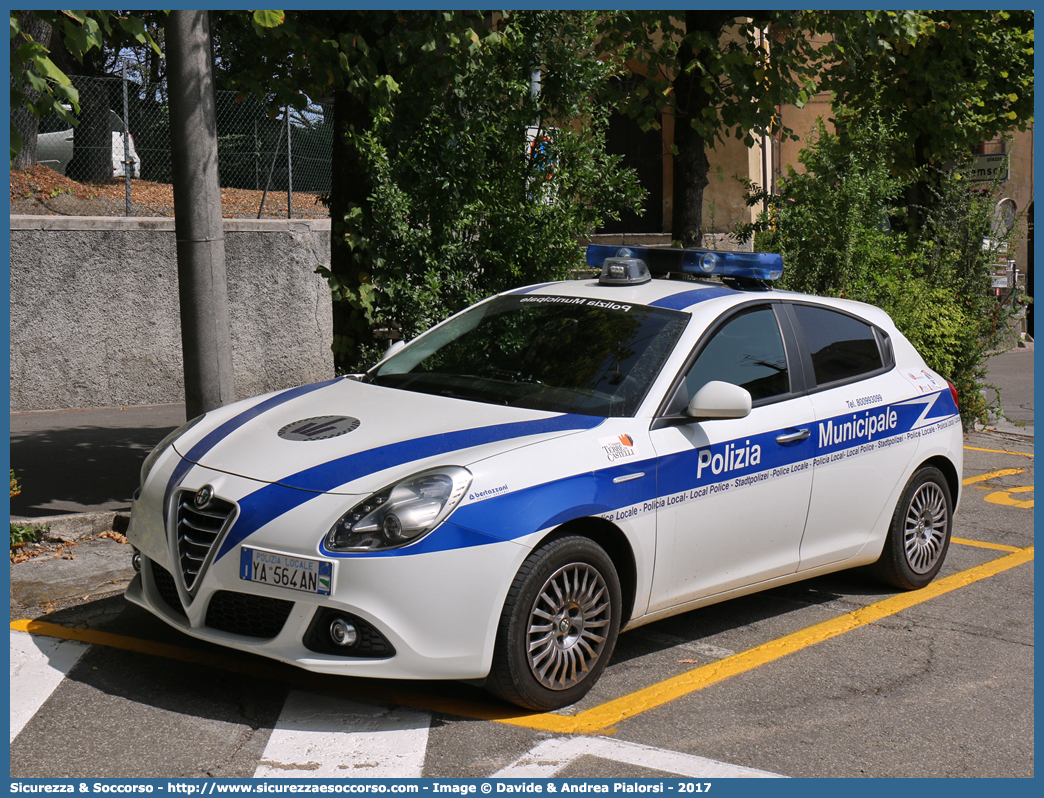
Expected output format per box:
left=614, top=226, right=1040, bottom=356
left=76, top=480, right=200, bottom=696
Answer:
left=792, top=304, right=884, bottom=385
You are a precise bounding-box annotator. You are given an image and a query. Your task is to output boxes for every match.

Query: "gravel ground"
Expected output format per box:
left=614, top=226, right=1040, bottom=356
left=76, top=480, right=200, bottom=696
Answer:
left=10, top=164, right=327, bottom=219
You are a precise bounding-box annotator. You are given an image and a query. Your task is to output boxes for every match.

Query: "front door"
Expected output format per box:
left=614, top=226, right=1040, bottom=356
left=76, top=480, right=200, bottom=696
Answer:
left=649, top=304, right=816, bottom=612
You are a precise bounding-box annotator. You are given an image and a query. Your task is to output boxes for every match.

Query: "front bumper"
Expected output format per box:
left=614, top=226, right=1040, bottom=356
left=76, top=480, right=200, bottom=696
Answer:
left=126, top=465, right=530, bottom=682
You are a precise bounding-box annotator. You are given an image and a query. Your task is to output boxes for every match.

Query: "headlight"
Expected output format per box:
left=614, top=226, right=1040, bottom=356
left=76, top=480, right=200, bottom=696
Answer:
left=325, top=466, right=472, bottom=552
left=140, top=415, right=205, bottom=487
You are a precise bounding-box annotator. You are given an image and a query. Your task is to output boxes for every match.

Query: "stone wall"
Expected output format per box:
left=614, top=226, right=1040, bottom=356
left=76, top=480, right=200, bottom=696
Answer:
left=9, top=216, right=334, bottom=411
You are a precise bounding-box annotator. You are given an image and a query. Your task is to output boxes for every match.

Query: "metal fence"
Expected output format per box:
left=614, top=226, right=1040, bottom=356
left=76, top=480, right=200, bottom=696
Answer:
left=19, top=73, right=332, bottom=218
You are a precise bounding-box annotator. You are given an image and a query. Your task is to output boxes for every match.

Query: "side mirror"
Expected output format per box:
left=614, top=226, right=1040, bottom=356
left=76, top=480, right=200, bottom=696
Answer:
left=686, top=380, right=752, bottom=420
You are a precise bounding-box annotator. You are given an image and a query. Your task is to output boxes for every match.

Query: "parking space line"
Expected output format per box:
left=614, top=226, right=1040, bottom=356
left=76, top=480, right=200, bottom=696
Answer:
left=10, top=546, right=1034, bottom=736
left=962, top=468, right=1027, bottom=485
left=499, top=546, right=1034, bottom=734
left=951, top=537, right=1023, bottom=553
left=6, top=618, right=546, bottom=726
left=964, top=445, right=1033, bottom=458
left=10, top=629, right=89, bottom=742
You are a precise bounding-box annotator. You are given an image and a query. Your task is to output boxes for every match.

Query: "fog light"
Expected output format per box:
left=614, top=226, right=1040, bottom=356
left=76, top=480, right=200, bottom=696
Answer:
left=131, top=550, right=141, bottom=573
left=329, top=617, right=358, bottom=647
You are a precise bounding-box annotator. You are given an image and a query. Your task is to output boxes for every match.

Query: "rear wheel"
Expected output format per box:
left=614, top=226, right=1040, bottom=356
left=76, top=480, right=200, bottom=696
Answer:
left=871, top=466, right=952, bottom=590
left=486, top=536, right=621, bottom=710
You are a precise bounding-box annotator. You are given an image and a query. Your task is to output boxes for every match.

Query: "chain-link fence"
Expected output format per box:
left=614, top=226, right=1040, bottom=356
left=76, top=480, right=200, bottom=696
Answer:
left=13, top=73, right=332, bottom=218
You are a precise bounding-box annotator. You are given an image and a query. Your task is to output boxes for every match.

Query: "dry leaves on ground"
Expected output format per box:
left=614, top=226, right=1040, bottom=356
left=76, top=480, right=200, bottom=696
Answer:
left=10, top=164, right=327, bottom=219
left=10, top=530, right=130, bottom=564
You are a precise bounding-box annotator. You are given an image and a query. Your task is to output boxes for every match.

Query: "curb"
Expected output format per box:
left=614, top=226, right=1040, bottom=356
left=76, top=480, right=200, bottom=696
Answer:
left=9, top=510, right=130, bottom=544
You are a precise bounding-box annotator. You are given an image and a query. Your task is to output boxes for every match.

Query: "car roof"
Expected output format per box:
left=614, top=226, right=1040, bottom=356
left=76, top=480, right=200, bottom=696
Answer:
left=508, top=275, right=747, bottom=309
left=505, top=275, right=897, bottom=330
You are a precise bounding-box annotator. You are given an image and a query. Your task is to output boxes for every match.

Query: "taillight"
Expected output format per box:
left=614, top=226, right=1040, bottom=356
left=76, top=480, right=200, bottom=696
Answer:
left=947, top=380, right=959, bottom=408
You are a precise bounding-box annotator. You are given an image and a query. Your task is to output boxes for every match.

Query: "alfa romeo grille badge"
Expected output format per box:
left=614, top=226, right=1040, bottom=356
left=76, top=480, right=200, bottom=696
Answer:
left=194, top=485, right=214, bottom=509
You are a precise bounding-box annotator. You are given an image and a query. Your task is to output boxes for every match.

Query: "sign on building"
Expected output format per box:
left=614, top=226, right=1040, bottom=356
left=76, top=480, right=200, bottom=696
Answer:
left=968, top=153, right=1009, bottom=182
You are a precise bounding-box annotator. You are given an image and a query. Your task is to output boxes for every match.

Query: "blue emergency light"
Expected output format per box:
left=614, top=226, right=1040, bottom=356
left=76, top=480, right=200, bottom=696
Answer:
left=587, top=244, right=784, bottom=284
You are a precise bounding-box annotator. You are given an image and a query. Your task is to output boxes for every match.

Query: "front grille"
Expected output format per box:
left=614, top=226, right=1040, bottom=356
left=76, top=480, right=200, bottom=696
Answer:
left=205, top=590, right=295, bottom=639
left=176, top=491, right=236, bottom=592
left=150, top=561, right=187, bottom=619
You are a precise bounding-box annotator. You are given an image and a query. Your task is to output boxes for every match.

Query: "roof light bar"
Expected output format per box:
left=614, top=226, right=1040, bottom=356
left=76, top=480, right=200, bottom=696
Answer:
left=598, top=254, right=651, bottom=286
left=586, top=244, right=783, bottom=282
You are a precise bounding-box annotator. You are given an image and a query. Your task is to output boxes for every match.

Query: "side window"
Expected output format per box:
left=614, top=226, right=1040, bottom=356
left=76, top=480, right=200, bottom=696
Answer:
left=685, top=306, right=790, bottom=402
left=792, top=304, right=883, bottom=386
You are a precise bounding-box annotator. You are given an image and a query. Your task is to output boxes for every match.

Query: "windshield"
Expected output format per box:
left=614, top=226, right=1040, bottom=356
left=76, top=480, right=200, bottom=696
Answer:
left=370, top=294, right=688, bottom=417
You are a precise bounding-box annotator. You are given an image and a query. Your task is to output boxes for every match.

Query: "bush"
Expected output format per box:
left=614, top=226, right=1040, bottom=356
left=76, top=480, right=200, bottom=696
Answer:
left=319, top=11, right=644, bottom=371
left=737, top=118, right=1021, bottom=429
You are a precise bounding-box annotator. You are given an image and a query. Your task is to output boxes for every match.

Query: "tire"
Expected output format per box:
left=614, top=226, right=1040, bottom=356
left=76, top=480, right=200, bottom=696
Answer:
left=871, top=466, right=953, bottom=590
left=486, top=535, right=622, bottom=711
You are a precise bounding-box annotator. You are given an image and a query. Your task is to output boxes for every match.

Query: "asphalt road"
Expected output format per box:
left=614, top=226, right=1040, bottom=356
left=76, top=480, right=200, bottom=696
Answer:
left=10, top=430, right=1034, bottom=779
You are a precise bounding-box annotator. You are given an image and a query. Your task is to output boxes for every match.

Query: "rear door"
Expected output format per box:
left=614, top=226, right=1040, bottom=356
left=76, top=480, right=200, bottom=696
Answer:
left=783, top=302, right=920, bottom=570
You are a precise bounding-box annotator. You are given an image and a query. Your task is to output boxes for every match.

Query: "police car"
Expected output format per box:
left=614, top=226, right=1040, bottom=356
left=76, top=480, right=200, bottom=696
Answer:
left=126, top=245, right=963, bottom=710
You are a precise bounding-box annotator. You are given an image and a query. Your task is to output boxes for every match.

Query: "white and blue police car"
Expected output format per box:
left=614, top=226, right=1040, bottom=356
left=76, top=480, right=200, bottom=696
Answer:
left=126, top=245, right=963, bottom=710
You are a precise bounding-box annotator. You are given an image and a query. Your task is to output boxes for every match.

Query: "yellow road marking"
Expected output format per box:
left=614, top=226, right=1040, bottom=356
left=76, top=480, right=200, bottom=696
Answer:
left=951, top=537, right=1023, bottom=553
left=500, top=546, right=1035, bottom=734
left=12, top=546, right=1033, bottom=735
left=964, top=445, right=1033, bottom=458
left=7, top=618, right=529, bottom=723
left=985, top=486, right=1034, bottom=509
left=962, top=468, right=1027, bottom=485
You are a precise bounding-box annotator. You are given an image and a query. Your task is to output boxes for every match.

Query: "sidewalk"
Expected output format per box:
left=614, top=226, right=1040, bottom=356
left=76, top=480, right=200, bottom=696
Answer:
left=9, top=403, right=185, bottom=616
left=7, top=344, right=1033, bottom=614
left=10, top=402, right=187, bottom=519
left=982, top=341, right=1034, bottom=438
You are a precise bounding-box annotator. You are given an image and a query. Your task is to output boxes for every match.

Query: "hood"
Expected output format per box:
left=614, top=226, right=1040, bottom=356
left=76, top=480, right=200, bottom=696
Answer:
left=173, top=378, right=603, bottom=495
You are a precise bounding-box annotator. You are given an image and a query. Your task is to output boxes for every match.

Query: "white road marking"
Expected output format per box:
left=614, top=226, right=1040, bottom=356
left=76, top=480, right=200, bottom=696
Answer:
left=9, top=629, right=89, bottom=742
left=492, top=735, right=787, bottom=778
left=255, top=690, right=431, bottom=778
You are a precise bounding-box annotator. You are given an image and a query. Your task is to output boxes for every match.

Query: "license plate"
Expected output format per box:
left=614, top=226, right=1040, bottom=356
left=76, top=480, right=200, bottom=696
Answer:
left=239, top=547, right=332, bottom=596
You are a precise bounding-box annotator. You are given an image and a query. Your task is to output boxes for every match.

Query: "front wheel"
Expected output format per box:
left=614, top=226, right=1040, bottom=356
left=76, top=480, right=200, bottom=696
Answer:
left=871, top=466, right=953, bottom=590
left=486, top=535, right=621, bottom=711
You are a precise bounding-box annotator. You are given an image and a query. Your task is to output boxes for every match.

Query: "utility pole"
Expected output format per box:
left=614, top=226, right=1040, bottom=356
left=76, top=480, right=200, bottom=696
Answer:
left=166, top=10, right=235, bottom=418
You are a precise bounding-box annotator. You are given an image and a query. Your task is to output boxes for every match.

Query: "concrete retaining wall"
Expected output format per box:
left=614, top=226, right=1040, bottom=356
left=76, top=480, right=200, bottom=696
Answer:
left=10, top=215, right=334, bottom=412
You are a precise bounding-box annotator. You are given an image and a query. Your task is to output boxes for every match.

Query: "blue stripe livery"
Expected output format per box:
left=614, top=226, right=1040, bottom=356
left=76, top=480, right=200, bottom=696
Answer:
left=164, top=379, right=341, bottom=509
left=650, top=285, right=736, bottom=310
left=184, top=387, right=957, bottom=563
left=320, top=460, right=660, bottom=558
left=317, top=390, right=959, bottom=558
left=214, top=414, right=605, bottom=560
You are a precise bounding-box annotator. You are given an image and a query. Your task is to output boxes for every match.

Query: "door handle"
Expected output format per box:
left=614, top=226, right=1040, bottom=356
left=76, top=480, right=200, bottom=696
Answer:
left=776, top=428, right=810, bottom=445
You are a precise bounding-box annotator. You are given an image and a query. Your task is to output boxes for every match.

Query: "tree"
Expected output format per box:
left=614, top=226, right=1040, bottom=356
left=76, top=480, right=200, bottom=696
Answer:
left=216, top=10, right=642, bottom=372
left=816, top=10, right=1033, bottom=177
left=737, top=114, right=1021, bottom=427
left=9, top=10, right=160, bottom=172
left=598, top=11, right=821, bottom=247
left=811, top=10, right=1034, bottom=227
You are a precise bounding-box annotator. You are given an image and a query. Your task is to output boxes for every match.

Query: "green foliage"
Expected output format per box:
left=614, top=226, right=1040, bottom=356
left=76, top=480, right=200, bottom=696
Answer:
left=10, top=470, right=21, bottom=498
left=311, top=11, right=644, bottom=370
left=737, top=115, right=1021, bottom=428
left=9, top=10, right=162, bottom=163
left=10, top=524, right=38, bottom=548
left=597, top=11, right=822, bottom=245
left=598, top=12, right=820, bottom=147
left=811, top=10, right=1034, bottom=178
